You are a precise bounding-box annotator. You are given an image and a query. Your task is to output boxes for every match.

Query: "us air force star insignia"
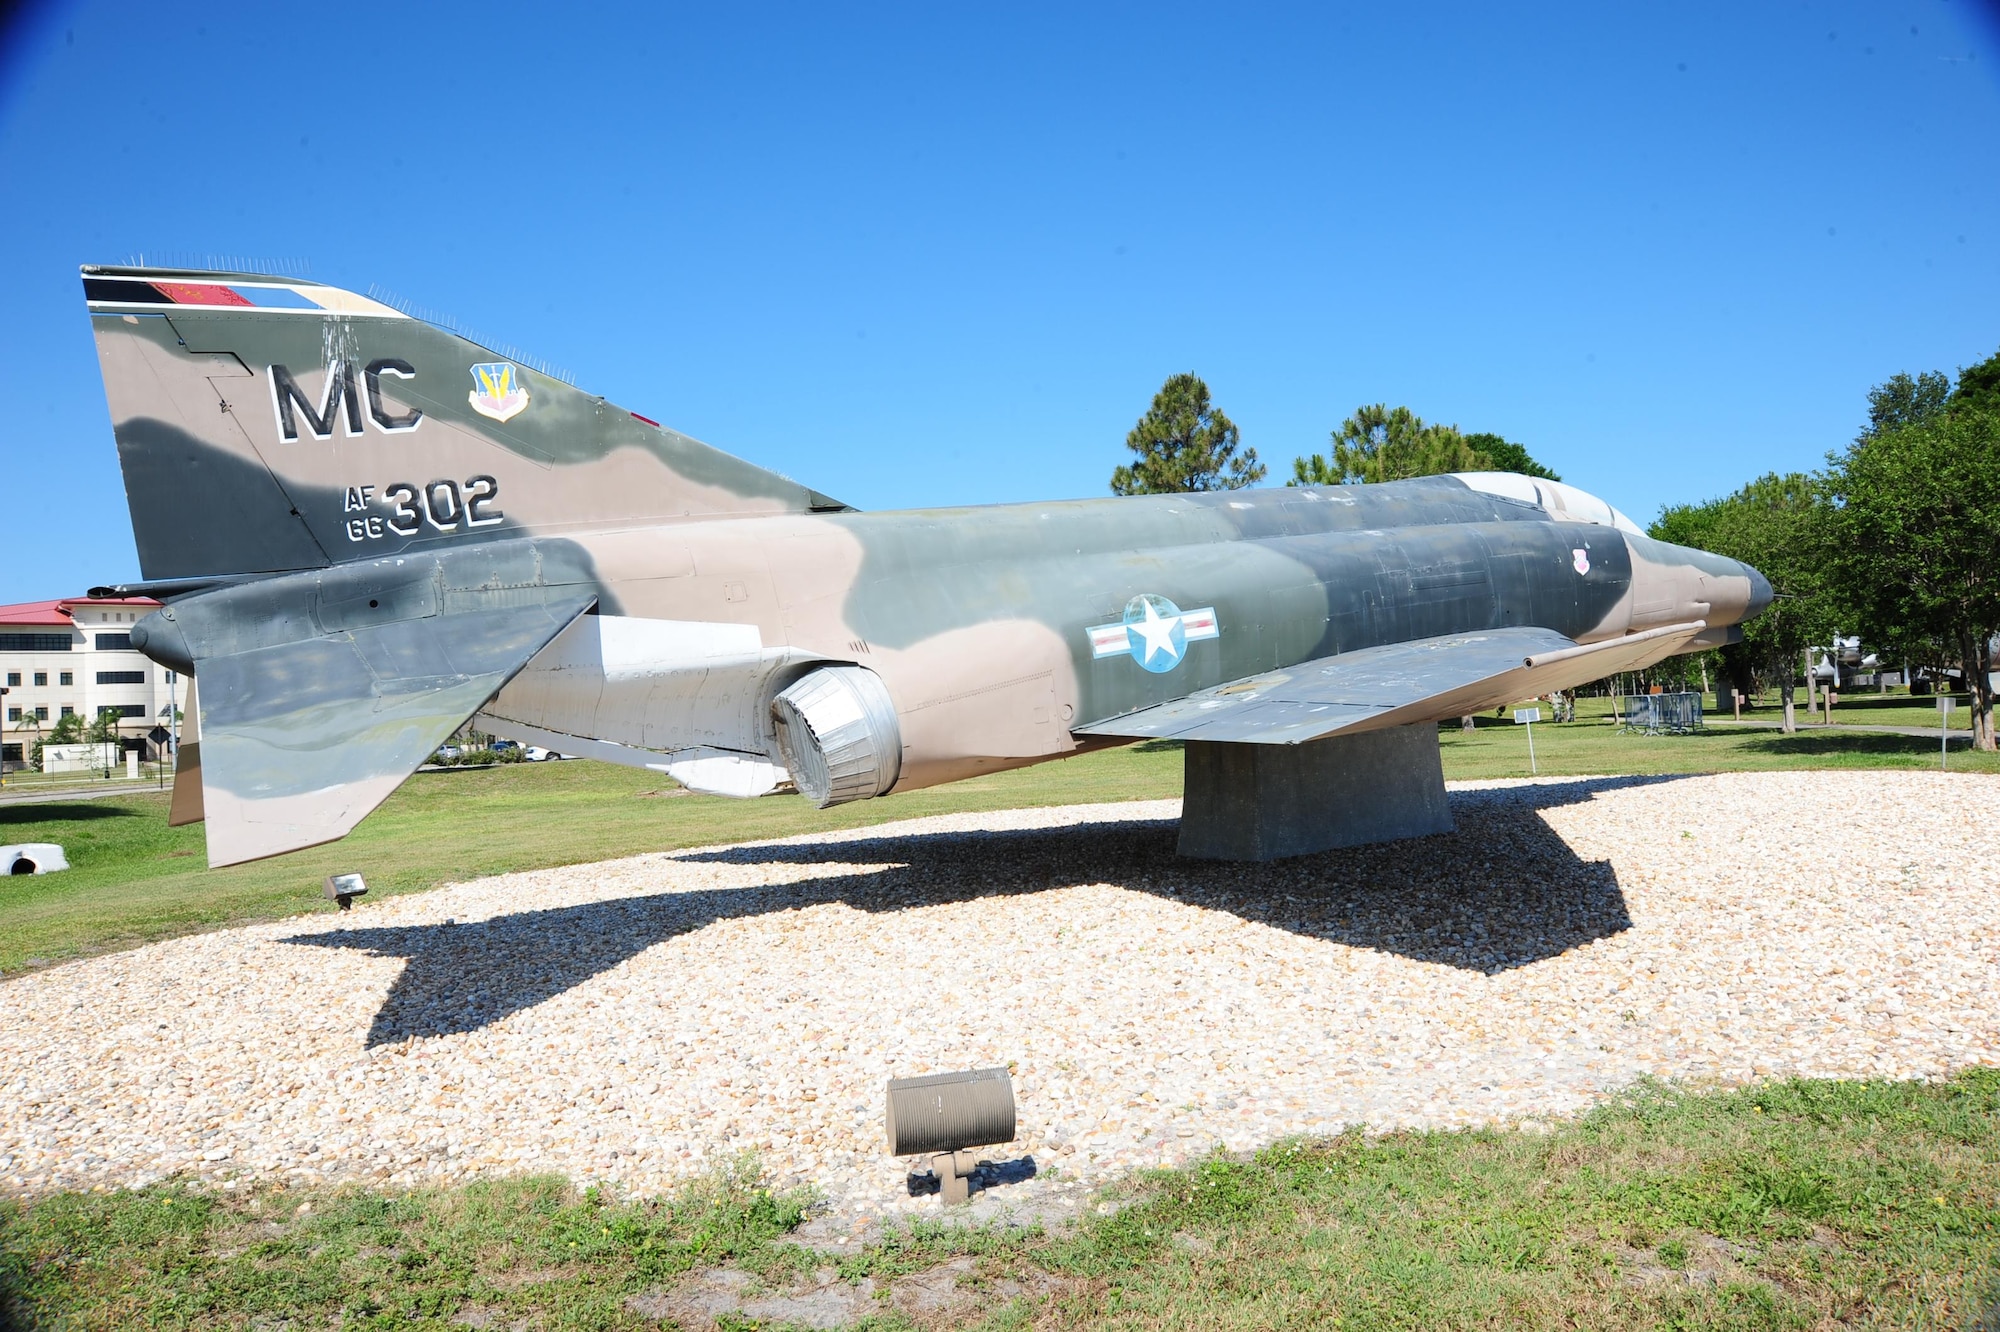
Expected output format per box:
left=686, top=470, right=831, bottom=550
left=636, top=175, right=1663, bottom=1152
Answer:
left=1085, top=594, right=1220, bottom=673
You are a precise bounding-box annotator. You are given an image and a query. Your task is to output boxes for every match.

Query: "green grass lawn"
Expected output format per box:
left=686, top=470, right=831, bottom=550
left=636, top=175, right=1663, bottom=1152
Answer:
left=1569, top=687, right=1977, bottom=730
left=5, top=1072, right=1995, bottom=1330
left=1435, top=709, right=1999, bottom=781
left=4, top=718, right=1996, bottom=977
left=1784, top=698, right=1974, bottom=730
left=0, top=744, right=1187, bottom=976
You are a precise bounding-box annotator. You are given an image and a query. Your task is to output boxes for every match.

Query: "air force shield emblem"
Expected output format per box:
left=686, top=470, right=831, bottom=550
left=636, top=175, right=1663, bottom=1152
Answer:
left=468, top=362, right=530, bottom=422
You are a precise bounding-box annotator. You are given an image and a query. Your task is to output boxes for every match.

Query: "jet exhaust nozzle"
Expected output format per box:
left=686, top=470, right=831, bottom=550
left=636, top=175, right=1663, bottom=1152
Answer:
left=772, top=666, right=902, bottom=807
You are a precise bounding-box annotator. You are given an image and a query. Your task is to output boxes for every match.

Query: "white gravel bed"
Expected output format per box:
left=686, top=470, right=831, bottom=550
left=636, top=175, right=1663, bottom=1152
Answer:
left=2, top=770, right=1996, bottom=1239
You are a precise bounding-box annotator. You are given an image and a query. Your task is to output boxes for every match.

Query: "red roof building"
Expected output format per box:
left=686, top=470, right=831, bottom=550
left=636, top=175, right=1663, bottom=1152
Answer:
left=2, top=596, right=173, bottom=770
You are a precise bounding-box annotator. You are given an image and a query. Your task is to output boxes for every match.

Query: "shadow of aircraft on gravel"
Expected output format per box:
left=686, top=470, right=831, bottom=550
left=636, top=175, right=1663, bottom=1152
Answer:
left=285, top=774, right=1682, bottom=1046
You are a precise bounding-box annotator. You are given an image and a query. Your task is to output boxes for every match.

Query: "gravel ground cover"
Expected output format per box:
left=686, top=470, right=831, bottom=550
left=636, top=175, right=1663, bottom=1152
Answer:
left=2, top=770, right=1995, bottom=1241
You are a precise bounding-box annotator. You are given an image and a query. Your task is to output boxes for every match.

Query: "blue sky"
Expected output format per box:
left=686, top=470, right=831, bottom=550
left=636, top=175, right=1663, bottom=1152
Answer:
left=1, top=1, right=1997, bottom=601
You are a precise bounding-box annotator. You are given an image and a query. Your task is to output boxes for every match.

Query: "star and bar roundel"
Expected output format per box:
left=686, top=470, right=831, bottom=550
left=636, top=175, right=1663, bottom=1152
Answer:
left=1085, top=594, right=1220, bottom=674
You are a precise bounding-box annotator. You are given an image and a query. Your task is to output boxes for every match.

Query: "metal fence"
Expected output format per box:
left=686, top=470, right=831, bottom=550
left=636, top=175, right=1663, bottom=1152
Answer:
left=1622, top=691, right=1704, bottom=735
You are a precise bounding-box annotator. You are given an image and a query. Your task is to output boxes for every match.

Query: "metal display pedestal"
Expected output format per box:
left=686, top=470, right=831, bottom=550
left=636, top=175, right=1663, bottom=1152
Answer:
left=1178, top=722, right=1453, bottom=861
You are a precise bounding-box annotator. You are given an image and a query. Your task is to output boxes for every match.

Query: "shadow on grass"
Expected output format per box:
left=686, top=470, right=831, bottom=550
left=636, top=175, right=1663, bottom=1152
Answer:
left=285, top=775, right=1682, bottom=1046
left=0, top=803, right=141, bottom=827
left=1738, top=731, right=1972, bottom=757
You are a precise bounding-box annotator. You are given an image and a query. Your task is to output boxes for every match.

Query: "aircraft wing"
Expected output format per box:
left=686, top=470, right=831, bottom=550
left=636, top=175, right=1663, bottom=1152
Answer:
left=1074, top=621, right=1706, bottom=745
left=133, top=540, right=598, bottom=867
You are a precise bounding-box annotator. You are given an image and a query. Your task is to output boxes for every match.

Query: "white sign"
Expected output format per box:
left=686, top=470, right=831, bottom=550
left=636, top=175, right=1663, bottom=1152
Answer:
left=1938, top=696, right=1955, bottom=713
left=1513, top=708, right=1542, bottom=724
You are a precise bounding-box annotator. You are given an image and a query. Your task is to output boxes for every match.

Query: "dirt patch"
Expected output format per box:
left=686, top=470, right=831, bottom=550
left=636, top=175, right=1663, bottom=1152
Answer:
left=1610, top=1234, right=1760, bottom=1290
left=630, top=1257, right=1071, bottom=1329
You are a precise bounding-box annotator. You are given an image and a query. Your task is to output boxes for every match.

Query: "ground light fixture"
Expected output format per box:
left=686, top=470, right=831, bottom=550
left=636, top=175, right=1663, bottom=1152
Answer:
left=323, top=873, right=368, bottom=910
left=885, top=1067, right=1017, bottom=1204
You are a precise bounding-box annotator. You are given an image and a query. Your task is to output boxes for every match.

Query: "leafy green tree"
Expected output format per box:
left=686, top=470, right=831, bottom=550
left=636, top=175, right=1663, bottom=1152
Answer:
left=1825, top=404, right=2000, bottom=750
left=1290, top=408, right=1559, bottom=485
left=85, top=708, right=125, bottom=772
left=1948, top=347, right=2000, bottom=416
left=1652, top=474, right=1834, bottom=733
left=1110, top=374, right=1264, bottom=494
left=47, top=711, right=86, bottom=744
left=1461, top=433, right=1560, bottom=481
left=8, top=705, right=43, bottom=776
left=1290, top=453, right=1343, bottom=486
left=1290, top=405, right=1485, bottom=485
left=1862, top=371, right=1950, bottom=438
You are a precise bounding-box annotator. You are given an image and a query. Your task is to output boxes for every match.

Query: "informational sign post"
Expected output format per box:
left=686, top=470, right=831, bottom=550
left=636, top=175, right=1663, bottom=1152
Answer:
left=1939, top=695, right=1954, bottom=771
left=1514, top=706, right=1542, bottom=776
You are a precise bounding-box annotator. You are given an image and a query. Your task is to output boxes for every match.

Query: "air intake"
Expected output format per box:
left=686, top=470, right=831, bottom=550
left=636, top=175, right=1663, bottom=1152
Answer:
left=771, top=666, right=902, bottom=807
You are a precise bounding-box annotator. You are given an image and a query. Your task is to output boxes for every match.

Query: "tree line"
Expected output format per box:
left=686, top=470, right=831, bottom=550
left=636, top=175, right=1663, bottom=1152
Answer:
left=1109, top=361, right=2000, bottom=753
left=1651, top=352, right=2000, bottom=751
left=9, top=706, right=136, bottom=771
left=1108, top=373, right=1557, bottom=496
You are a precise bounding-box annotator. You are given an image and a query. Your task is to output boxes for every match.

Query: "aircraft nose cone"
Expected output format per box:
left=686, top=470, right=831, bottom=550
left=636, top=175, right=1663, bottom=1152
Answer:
left=1744, top=564, right=1774, bottom=620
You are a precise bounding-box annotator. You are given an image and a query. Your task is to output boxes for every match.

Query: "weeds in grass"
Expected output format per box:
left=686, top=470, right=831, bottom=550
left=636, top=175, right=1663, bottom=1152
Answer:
left=0, top=1153, right=810, bottom=1331
left=3, top=1078, right=1996, bottom=1329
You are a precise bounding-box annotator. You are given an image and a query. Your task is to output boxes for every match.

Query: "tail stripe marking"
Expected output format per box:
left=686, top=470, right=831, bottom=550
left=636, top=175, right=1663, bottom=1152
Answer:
left=153, top=282, right=254, bottom=307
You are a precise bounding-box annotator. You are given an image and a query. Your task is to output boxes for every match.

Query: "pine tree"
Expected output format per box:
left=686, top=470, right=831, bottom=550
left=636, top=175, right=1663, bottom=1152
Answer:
left=1110, top=374, right=1264, bottom=495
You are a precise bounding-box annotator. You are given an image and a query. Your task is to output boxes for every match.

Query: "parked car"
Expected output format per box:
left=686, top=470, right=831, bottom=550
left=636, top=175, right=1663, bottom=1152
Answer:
left=432, top=745, right=462, bottom=763
left=523, top=746, right=552, bottom=762
left=490, top=739, right=520, bottom=753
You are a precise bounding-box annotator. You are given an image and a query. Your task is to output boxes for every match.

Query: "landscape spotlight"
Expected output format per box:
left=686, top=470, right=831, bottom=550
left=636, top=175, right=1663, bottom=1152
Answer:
left=885, top=1067, right=1016, bottom=1204
left=323, top=873, right=368, bottom=911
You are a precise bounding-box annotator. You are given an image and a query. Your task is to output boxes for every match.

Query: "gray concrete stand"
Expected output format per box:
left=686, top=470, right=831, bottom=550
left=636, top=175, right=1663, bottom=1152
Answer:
left=1178, top=723, right=1453, bottom=861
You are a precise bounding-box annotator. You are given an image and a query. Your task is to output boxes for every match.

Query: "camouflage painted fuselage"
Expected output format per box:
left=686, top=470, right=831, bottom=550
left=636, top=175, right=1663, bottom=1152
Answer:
left=82, top=266, right=1767, bottom=864
left=506, top=482, right=1754, bottom=792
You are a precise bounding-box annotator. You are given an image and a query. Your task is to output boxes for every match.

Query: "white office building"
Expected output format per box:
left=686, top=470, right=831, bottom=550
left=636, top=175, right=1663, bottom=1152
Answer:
left=1, top=596, right=177, bottom=771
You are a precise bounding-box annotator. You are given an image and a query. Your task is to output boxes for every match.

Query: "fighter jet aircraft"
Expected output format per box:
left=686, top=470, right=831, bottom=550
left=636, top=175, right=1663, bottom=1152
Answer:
left=81, top=265, right=1770, bottom=867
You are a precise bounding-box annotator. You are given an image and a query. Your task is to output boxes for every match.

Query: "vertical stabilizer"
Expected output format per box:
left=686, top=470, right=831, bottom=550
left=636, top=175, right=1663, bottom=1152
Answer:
left=84, top=265, right=848, bottom=580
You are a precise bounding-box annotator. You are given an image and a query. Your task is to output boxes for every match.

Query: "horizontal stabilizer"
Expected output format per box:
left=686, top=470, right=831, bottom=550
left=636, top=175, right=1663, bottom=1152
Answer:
left=139, top=540, right=598, bottom=866
left=1075, top=621, right=1706, bottom=745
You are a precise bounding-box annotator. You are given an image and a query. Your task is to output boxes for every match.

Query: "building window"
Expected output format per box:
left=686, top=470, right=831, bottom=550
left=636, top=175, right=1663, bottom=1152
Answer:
left=60, top=705, right=73, bottom=717
left=5, top=707, right=17, bottom=722
left=4, top=672, right=17, bottom=686
left=33, top=672, right=47, bottom=687
left=95, top=633, right=132, bottom=651
left=96, top=671, right=147, bottom=685
left=96, top=704, right=144, bottom=719
left=35, top=706, right=49, bottom=721
left=0, top=634, right=71, bottom=652
left=59, top=671, right=73, bottom=686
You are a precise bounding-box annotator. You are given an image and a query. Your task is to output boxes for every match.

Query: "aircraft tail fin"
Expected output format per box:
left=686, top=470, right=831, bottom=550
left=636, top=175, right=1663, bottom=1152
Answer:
left=83, top=265, right=848, bottom=582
